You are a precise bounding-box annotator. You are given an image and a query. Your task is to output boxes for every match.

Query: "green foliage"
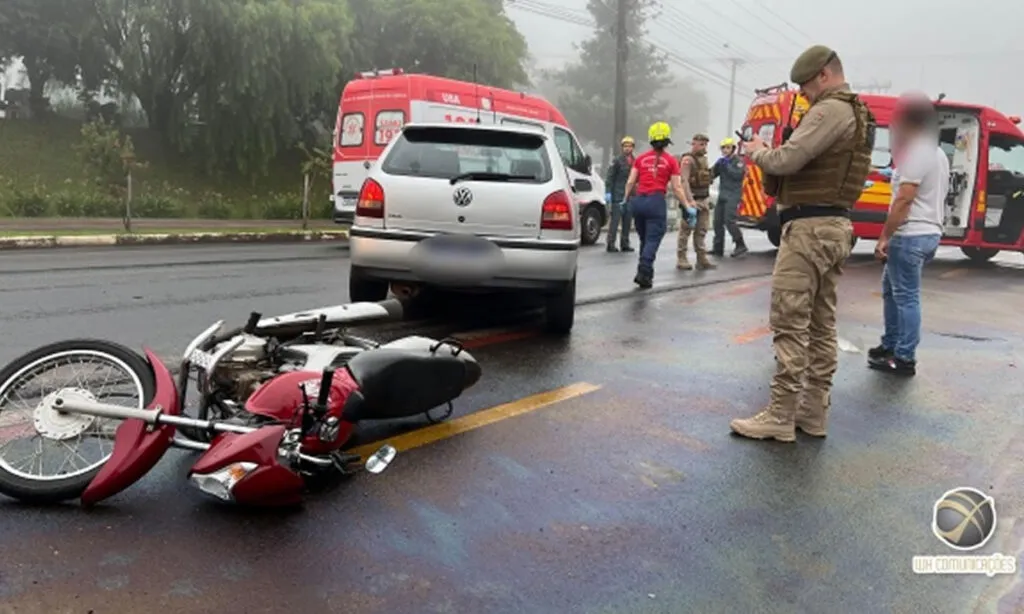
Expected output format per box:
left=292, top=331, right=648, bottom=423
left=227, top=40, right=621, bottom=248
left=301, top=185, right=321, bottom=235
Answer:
left=350, top=0, right=530, bottom=89
left=1, top=0, right=533, bottom=215
left=550, top=0, right=709, bottom=151
left=74, top=120, right=141, bottom=197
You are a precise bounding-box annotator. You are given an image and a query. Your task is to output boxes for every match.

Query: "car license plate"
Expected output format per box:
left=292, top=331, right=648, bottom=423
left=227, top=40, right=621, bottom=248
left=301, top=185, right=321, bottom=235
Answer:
left=188, top=348, right=216, bottom=370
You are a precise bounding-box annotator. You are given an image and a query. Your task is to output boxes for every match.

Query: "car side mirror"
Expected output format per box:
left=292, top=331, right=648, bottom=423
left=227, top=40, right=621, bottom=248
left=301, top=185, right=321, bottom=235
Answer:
left=582, top=154, right=592, bottom=174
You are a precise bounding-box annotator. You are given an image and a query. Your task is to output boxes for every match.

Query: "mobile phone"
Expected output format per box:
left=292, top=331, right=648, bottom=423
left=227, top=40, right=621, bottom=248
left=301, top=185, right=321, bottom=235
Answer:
left=735, top=130, right=748, bottom=142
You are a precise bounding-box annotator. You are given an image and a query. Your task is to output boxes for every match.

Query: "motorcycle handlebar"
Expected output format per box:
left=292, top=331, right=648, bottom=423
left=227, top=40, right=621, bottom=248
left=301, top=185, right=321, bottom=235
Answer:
left=317, top=368, right=335, bottom=408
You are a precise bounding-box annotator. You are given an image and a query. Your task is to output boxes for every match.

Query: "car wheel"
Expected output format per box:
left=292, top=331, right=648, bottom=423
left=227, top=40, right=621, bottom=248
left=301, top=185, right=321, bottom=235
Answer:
left=349, top=267, right=389, bottom=302
left=850, top=235, right=859, bottom=249
left=961, top=246, right=999, bottom=263
left=544, top=275, right=576, bottom=336
left=580, top=205, right=602, bottom=246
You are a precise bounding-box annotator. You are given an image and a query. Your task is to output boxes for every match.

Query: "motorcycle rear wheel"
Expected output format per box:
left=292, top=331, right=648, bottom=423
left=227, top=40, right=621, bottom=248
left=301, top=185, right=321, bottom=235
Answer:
left=0, top=339, right=155, bottom=504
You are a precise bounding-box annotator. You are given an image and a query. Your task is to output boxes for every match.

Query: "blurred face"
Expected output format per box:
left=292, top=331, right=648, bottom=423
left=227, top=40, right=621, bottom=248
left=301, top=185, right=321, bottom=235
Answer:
left=622, top=142, right=634, bottom=155
left=721, top=145, right=735, bottom=156
left=693, top=140, right=708, bottom=154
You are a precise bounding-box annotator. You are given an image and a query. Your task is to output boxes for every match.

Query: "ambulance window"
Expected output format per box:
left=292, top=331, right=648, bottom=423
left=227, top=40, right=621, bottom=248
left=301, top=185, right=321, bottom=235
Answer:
left=339, top=112, right=364, bottom=147
left=871, top=127, right=891, bottom=168
left=757, top=123, right=775, bottom=142
left=553, top=127, right=584, bottom=170
left=374, top=110, right=405, bottom=145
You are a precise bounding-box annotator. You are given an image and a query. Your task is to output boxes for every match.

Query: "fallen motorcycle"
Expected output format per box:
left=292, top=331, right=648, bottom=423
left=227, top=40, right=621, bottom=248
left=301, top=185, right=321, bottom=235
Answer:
left=0, top=298, right=481, bottom=507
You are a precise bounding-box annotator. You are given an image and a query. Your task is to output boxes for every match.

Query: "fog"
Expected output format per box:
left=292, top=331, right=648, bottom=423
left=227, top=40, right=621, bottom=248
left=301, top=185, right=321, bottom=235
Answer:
left=510, top=0, right=1024, bottom=141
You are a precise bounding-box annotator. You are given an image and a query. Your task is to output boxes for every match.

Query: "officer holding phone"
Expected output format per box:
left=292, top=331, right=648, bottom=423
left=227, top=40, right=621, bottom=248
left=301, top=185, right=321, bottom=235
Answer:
left=729, top=45, right=875, bottom=443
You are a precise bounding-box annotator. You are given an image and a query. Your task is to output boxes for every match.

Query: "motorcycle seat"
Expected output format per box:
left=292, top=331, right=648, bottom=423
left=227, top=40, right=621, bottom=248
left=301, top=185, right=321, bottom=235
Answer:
left=341, top=347, right=476, bottom=422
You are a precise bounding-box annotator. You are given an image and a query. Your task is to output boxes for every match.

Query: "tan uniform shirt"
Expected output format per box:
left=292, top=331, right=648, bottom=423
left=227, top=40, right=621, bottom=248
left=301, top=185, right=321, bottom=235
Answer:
left=749, top=85, right=858, bottom=178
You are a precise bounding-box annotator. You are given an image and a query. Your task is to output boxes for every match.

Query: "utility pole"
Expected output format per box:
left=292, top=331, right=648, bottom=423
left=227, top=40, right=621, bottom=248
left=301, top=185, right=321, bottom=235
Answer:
left=613, top=0, right=628, bottom=148
left=724, top=57, right=744, bottom=135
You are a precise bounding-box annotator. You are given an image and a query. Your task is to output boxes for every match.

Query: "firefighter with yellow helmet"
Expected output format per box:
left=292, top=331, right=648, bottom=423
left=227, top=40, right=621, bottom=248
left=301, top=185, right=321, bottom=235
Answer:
left=621, top=121, right=694, bottom=288
left=710, top=137, right=749, bottom=257
left=603, top=135, right=637, bottom=252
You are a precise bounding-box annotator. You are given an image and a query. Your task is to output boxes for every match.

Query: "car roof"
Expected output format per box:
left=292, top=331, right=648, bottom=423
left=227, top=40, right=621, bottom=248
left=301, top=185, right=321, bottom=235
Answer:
left=400, top=121, right=550, bottom=139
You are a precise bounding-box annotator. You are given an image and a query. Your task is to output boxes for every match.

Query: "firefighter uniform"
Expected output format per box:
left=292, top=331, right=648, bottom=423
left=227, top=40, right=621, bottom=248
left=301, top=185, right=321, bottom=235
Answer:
left=729, top=45, right=875, bottom=442
left=677, top=133, right=716, bottom=270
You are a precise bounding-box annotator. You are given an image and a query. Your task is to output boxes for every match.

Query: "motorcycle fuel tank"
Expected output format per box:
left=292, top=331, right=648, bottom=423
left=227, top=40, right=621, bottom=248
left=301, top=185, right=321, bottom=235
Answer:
left=244, top=369, right=358, bottom=443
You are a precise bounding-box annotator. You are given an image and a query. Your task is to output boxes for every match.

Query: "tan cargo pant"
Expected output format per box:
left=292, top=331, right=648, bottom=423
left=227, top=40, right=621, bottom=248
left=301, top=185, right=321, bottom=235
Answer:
left=677, top=198, right=711, bottom=262
left=769, top=216, right=853, bottom=419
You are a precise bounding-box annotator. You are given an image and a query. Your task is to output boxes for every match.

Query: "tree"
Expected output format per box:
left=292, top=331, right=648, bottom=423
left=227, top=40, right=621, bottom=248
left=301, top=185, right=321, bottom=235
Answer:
left=89, top=0, right=354, bottom=177
left=347, top=0, right=530, bottom=89
left=552, top=0, right=709, bottom=162
left=0, top=0, right=94, bottom=117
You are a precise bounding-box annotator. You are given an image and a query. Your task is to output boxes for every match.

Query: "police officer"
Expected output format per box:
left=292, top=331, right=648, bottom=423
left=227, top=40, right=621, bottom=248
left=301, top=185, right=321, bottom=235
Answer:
left=677, top=133, right=716, bottom=270
left=711, top=137, right=748, bottom=257
left=604, top=136, right=636, bottom=252
left=729, top=45, right=875, bottom=442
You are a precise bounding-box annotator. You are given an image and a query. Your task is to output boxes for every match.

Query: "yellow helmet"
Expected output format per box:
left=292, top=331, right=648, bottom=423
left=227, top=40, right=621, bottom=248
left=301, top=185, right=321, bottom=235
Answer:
left=621, top=135, right=635, bottom=145
left=720, top=137, right=736, bottom=147
left=648, top=121, right=672, bottom=143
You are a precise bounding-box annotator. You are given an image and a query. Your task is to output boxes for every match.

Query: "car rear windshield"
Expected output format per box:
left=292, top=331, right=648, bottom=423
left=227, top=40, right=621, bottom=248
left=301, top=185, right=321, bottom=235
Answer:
left=381, top=126, right=553, bottom=183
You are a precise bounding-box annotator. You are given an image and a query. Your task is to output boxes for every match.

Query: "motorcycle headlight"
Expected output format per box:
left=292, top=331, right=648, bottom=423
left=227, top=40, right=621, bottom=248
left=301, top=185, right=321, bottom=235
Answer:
left=189, top=462, right=258, bottom=501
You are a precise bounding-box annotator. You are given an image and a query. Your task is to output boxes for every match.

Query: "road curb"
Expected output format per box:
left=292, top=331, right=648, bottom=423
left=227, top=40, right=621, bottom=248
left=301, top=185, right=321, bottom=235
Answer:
left=0, top=229, right=349, bottom=250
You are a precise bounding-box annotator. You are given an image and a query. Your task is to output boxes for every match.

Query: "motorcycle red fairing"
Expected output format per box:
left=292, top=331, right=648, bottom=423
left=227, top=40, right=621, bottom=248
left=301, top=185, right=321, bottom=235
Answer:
left=244, top=368, right=359, bottom=454
left=188, top=425, right=306, bottom=506
left=80, top=349, right=180, bottom=507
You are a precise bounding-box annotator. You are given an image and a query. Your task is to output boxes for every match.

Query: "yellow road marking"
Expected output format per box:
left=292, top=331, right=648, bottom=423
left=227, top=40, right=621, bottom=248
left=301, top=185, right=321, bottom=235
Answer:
left=348, top=382, right=602, bottom=458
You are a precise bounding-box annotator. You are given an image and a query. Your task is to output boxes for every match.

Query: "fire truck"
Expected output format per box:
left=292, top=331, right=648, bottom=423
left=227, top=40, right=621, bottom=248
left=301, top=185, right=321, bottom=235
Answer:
left=737, top=84, right=1024, bottom=261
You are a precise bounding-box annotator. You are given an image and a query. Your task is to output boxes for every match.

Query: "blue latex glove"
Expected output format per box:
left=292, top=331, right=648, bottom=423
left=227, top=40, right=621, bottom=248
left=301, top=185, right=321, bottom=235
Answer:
left=684, top=207, right=697, bottom=226
left=604, top=192, right=612, bottom=202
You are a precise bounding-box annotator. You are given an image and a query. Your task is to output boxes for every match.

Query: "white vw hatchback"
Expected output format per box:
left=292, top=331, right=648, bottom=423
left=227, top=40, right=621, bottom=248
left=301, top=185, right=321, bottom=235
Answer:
left=347, top=122, right=580, bottom=334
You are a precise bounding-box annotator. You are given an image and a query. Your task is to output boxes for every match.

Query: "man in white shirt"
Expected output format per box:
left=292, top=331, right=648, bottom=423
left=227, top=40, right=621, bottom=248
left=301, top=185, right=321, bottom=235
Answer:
left=868, top=93, right=949, bottom=376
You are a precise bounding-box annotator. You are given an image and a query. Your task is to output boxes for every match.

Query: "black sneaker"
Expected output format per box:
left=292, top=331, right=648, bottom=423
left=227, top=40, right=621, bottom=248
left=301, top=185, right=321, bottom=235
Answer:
left=869, top=356, right=916, bottom=376
left=867, top=345, right=892, bottom=360
left=732, top=245, right=748, bottom=257
left=621, top=245, right=635, bottom=252
left=607, top=245, right=619, bottom=252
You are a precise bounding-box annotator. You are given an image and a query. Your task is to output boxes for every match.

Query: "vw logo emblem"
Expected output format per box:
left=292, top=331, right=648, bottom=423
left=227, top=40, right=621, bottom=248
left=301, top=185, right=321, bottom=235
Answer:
left=452, top=187, right=473, bottom=207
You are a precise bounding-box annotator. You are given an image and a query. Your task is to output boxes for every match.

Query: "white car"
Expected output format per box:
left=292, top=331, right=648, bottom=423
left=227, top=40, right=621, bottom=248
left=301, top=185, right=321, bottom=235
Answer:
left=347, top=122, right=580, bottom=334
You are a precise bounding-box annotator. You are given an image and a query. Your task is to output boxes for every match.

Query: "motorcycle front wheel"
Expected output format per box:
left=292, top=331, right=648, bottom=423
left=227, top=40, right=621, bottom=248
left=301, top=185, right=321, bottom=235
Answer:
left=0, top=339, right=155, bottom=504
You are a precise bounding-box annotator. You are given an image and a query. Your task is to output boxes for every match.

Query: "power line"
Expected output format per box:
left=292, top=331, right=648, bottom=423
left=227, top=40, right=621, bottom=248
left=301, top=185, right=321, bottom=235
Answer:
left=507, top=0, right=750, bottom=94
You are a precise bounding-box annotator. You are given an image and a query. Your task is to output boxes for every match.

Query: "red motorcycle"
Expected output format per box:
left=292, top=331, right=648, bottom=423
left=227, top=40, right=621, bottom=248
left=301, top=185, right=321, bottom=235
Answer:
left=0, top=298, right=480, bottom=507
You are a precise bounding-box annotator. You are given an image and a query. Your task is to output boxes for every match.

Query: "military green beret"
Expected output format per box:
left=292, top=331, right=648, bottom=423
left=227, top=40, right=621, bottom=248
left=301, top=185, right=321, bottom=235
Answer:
left=790, top=45, right=836, bottom=84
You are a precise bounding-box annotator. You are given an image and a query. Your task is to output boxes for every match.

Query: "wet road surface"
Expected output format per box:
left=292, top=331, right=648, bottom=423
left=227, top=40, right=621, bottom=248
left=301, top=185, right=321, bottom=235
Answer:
left=0, top=233, right=1022, bottom=613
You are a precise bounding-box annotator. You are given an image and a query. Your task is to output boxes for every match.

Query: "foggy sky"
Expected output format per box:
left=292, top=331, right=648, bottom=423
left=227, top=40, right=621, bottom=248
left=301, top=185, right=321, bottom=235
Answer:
left=510, top=0, right=1024, bottom=142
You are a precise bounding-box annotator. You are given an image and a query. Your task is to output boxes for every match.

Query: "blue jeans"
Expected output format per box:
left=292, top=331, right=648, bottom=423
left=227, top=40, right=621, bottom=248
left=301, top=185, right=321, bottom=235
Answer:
left=880, top=233, right=940, bottom=361
left=629, top=193, right=667, bottom=276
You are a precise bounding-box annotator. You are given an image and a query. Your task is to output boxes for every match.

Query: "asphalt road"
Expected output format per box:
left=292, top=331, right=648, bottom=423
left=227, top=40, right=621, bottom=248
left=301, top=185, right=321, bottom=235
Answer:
left=0, top=231, right=1021, bottom=613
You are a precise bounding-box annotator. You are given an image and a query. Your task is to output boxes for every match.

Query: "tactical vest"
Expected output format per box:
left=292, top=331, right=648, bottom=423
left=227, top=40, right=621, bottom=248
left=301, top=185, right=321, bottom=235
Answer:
left=775, top=90, right=876, bottom=209
left=681, top=151, right=712, bottom=199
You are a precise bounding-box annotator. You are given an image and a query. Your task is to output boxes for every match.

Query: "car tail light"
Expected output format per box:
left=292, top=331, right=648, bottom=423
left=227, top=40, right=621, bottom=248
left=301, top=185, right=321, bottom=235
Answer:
left=541, top=190, right=573, bottom=230
left=356, top=179, right=384, bottom=218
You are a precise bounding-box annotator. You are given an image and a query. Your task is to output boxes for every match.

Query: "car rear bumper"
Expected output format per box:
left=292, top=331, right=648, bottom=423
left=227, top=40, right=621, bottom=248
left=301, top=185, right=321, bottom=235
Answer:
left=349, top=226, right=578, bottom=291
